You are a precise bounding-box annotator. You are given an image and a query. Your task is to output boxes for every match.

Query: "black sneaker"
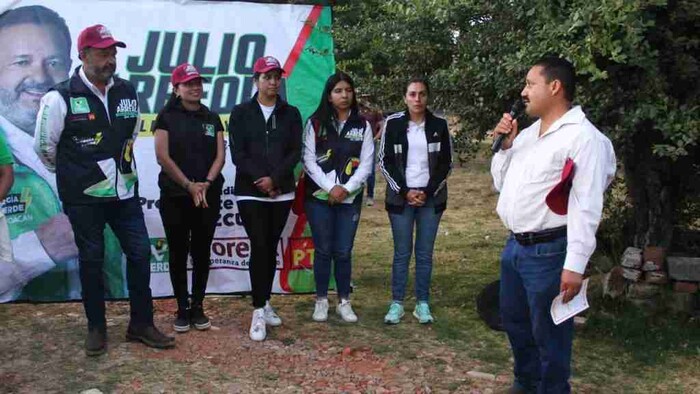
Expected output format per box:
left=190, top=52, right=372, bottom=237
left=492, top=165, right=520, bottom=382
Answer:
left=85, top=327, right=107, bottom=356
left=126, top=325, right=175, bottom=349
left=173, top=309, right=190, bottom=333
left=190, top=304, right=211, bottom=331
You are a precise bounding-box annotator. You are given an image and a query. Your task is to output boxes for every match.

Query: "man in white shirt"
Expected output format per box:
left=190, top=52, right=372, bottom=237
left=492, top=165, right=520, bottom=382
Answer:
left=490, top=56, right=616, bottom=393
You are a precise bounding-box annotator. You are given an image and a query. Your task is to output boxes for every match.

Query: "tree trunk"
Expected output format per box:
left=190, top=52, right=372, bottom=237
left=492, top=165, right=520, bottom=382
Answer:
left=622, top=125, right=677, bottom=249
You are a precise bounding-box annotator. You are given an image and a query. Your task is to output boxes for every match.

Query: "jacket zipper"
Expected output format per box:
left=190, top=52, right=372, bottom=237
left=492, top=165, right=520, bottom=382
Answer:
left=104, top=94, right=121, bottom=198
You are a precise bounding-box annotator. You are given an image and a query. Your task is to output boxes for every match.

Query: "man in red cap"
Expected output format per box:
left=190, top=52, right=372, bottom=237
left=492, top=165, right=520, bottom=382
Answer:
left=490, top=56, right=616, bottom=393
left=34, top=24, right=175, bottom=355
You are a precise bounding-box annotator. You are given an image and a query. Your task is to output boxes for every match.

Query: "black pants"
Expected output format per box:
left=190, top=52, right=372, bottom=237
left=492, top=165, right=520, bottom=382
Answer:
left=236, top=200, right=292, bottom=308
left=159, top=192, right=221, bottom=311
left=64, top=198, right=153, bottom=330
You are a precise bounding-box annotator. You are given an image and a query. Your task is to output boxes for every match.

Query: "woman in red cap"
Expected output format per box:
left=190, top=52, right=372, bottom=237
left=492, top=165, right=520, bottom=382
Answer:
left=228, top=56, right=302, bottom=341
left=154, top=63, right=225, bottom=333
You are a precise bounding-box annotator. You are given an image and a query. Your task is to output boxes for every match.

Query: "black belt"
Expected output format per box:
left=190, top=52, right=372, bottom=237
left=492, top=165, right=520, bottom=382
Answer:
left=513, top=226, right=567, bottom=246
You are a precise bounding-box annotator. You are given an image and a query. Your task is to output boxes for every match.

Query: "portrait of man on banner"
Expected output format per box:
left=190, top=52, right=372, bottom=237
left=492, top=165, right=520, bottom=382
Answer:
left=0, top=5, right=124, bottom=301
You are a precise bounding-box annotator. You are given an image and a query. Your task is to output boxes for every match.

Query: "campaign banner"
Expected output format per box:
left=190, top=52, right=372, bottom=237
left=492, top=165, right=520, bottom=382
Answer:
left=0, top=0, right=335, bottom=302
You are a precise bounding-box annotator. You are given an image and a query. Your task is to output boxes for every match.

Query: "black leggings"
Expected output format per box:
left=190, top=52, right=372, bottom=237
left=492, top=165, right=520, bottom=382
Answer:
left=236, top=200, right=292, bottom=308
left=159, top=192, right=221, bottom=311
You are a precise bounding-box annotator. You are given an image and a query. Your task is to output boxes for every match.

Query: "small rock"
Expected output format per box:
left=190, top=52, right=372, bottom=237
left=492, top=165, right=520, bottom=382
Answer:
left=628, top=283, right=662, bottom=299
left=466, top=371, right=496, bottom=381
left=602, top=266, right=627, bottom=298
left=643, top=246, right=666, bottom=269
left=673, top=281, right=699, bottom=293
left=80, top=390, right=103, bottom=394
left=496, top=375, right=511, bottom=383
left=668, top=257, right=700, bottom=281
left=341, top=347, right=353, bottom=357
left=622, top=268, right=642, bottom=282
left=641, top=260, right=663, bottom=272
left=644, top=271, right=669, bottom=284
left=621, top=247, right=643, bottom=269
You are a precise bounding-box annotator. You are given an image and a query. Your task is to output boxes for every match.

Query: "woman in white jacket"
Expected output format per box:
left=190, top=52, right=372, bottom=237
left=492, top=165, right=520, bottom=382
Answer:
left=302, top=72, right=374, bottom=323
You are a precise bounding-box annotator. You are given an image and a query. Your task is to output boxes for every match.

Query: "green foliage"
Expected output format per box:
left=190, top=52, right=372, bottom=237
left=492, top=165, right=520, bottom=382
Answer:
left=335, top=0, right=698, bottom=158
left=334, top=0, right=699, bottom=245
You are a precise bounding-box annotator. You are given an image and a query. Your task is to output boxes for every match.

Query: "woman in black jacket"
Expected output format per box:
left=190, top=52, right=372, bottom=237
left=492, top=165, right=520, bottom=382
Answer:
left=228, top=56, right=302, bottom=342
left=154, top=63, right=225, bottom=333
left=379, top=78, right=452, bottom=325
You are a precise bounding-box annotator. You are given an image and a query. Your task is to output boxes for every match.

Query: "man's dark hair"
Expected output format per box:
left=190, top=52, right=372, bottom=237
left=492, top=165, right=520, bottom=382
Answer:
left=534, top=55, right=576, bottom=102
left=0, top=5, right=72, bottom=56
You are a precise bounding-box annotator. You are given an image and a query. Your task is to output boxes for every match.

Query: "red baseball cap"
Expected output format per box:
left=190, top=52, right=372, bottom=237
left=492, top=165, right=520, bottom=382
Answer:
left=171, top=63, right=208, bottom=85
left=546, top=158, right=575, bottom=215
left=78, top=24, right=126, bottom=51
left=253, top=56, right=285, bottom=74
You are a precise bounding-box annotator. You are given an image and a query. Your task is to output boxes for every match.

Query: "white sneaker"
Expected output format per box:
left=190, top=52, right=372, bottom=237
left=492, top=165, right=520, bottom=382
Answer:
left=249, top=308, right=266, bottom=341
left=263, top=301, right=282, bottom=327
left=313, top=298, right=329, bottom=322
left=336, top=299, right=358, bottom=323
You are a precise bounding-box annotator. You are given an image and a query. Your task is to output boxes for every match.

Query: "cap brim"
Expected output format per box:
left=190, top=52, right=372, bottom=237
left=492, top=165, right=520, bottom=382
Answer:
left=175, top=75, right=209, bottom=85
left=256, top=66, right=286, bottom=75
left=91, top=38, right=127, bottom=49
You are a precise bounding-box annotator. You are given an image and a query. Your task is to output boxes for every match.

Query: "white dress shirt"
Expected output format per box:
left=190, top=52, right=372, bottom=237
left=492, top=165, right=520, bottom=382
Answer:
left=302, top=118, right=375, bottom=204
left=491, top=106, right=616, bottom=274
left=405, top=120, right=430, bottom=188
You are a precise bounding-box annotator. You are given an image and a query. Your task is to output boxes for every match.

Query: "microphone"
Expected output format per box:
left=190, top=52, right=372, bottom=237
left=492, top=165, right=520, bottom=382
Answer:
left=491, top=99, right=525, bottom=153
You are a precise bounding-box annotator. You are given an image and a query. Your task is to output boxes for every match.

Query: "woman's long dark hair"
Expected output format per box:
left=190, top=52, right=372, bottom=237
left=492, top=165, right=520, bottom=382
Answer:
left=309, top=71, right=359, bottom=131
left=154, top=88, right=206, bottom=133
left=162, top=92, right=180, bottom=113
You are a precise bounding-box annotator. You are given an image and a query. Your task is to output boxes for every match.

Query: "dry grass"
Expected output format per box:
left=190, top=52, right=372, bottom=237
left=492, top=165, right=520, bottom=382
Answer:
left=1, top=152, right=698, bottom=393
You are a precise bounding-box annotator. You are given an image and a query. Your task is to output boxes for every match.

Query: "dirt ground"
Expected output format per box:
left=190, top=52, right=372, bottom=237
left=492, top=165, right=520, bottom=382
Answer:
left=2, top=164, right=698, bottom=393
left=0, top=297, right=513, bottom=393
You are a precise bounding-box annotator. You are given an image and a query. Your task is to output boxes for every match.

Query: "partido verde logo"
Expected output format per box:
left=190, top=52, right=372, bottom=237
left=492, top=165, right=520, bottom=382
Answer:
left=150, top=238, right=170, bottom=273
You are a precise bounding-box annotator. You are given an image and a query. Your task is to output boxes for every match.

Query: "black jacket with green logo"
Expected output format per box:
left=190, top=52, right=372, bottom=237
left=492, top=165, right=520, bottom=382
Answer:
left=52, top=67, right=140, bottom=204
left=153, top=98, right=224, bottom=197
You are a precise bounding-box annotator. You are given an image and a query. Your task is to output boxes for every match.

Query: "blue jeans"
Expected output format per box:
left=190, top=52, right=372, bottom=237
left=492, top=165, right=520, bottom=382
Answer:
left=305, top=198, right=361, bottom=299
left=499, top=235, right=573, bottom=394
left=64, top=198, right=153, bottom=330
left=388, top=198, right=443, bottom=303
